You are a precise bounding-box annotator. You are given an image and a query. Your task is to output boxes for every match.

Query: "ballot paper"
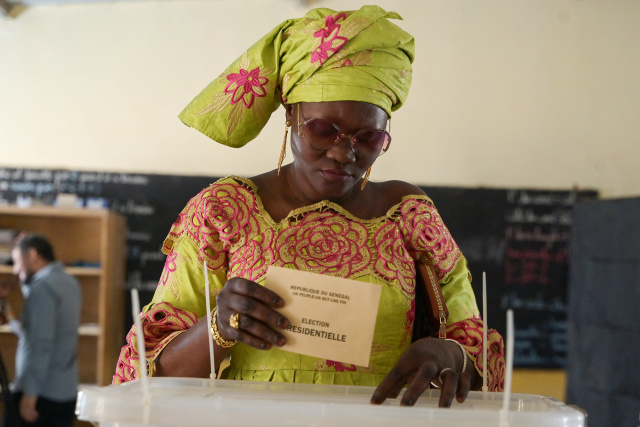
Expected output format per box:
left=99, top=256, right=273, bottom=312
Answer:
left=265, top=266, right=382, bottom=367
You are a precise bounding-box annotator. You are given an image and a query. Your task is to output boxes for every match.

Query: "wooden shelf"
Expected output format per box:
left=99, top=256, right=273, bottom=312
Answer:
left=0, top=265, right=102, bottom=276
left=0, top=323, right=101, bottom=336
left=0, top=207, right=126, bottom=387
left=78, top=323, right=101, bottom=336
left=0, top=205, right=111, bottom=218
left=0, top=324, right=18, bottom=334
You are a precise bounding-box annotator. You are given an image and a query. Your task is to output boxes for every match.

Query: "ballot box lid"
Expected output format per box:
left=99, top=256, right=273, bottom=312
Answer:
left=76, top=377, right=585, bottom=427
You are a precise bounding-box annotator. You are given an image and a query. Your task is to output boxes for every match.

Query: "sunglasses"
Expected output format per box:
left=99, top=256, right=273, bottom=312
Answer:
left=297, top=104, right=391, bottom=157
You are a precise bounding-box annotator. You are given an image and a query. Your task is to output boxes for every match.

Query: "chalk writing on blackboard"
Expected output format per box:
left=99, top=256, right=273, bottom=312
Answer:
left=505, top=226, right=570, bottom=248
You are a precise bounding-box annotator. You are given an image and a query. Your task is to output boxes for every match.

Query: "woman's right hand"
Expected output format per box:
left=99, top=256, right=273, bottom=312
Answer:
left=215, top=277, right=290, bottom=350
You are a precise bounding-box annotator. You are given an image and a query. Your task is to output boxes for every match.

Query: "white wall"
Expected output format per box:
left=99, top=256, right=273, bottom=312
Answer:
left=1, top=0, right=639, bottom=198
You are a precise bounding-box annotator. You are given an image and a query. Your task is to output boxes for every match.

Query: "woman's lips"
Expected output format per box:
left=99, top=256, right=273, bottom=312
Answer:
left=320, top=169, right=353, bottom=181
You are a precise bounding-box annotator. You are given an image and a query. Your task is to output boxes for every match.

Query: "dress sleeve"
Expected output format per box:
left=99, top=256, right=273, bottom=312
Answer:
left=398, top=197, right=505, bottom=391
left=112, top=237, right=227, bottom=384
left=113, top=179, right=259, bottom=384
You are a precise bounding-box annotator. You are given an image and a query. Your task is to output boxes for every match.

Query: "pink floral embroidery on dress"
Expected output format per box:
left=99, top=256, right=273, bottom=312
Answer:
left=193, top=185, right=258, bottom=247
left=159, top=250, right=178, bottom=286
left=165, top=183, right=260, bottom=271
left=228, top=229, right=275, bottom=282
left=311, top=13, right=349, bottom=65
left=276, top=212, right=370, bottom=277
left=113, top=302, right=199, bottom=384
left=405, top=298, right=416, bottom=332
left=326, top=360, right=357, bottom=372
left=446, top=319, right=505, bottom=391
left=373, top=222, right=414, bottom=296
left=224, top=67, right=269, bottom=108
left=399, top=200, right=460, bottom=278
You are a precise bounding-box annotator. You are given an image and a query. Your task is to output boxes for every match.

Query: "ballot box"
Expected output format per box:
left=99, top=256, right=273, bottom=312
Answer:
left=76, top=377, right=585, bottom=427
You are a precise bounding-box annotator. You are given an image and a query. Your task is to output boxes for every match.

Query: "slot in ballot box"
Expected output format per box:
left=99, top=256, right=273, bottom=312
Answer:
left=76, top=377, right=585, bottom=427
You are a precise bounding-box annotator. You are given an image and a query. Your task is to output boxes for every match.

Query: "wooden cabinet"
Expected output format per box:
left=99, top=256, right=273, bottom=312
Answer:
left=0, top=206, right=126, bottom=387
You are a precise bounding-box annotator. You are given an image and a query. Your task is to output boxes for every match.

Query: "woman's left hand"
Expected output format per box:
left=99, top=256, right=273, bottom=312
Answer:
left=370, top=337, right=473, bottom=408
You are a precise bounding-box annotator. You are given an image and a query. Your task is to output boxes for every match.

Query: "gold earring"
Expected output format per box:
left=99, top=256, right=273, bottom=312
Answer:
left=361, top=166, right=372, bottom=190
left=278, top=121, right=291, bottom=176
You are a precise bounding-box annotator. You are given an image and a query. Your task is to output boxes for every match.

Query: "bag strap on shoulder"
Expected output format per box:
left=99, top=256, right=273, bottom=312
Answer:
left=415, top=261, right=449, bottom=339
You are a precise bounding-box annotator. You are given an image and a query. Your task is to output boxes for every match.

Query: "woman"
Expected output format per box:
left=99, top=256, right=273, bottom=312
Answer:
left=114, top=5, right=504, bottom=408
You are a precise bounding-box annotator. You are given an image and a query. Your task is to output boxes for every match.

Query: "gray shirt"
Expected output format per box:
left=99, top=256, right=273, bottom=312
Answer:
left=12, top=262, right=81, bottom=401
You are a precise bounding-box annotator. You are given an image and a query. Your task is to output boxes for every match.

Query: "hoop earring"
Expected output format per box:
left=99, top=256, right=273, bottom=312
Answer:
left=278, top=121, right=291, bottom=176
left=360, top=166, right=372, bottom=190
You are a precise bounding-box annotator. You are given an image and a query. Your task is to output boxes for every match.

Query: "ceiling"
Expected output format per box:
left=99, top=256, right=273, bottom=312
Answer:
left=2, top=0, right=306, bottom=18
left=8, top=0, right=182, bottom=4
left=1, top=0, right=153, bottom=18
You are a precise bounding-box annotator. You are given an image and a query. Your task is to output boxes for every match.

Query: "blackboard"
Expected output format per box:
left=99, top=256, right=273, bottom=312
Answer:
left=423, top=187, right=598, bottom=368
left=566, top=197, right=640, bottom=426
left=0, top=167, right=598, bottom=367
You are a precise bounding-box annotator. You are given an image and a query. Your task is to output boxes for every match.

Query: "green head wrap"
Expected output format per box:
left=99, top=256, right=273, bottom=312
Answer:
left=179, top=5, right=415, bottom=148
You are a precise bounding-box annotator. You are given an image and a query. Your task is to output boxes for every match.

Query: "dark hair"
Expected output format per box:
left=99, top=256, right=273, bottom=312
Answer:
left=17, top=233, right=56, bottom=262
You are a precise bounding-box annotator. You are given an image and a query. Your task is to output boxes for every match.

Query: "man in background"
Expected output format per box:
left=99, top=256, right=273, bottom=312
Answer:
left=2, top=234, right=81, bottom=427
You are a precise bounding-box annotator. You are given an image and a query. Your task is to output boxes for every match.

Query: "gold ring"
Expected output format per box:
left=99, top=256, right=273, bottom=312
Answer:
left=230, top=313, right=240, bottom=329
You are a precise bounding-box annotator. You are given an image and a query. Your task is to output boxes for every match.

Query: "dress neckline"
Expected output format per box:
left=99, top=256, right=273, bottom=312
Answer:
left=226, top=175, right=434, bottom=226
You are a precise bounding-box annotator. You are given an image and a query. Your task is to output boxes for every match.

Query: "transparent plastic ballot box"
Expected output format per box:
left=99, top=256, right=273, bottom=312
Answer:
left=76, top=377, right=585, bottom=427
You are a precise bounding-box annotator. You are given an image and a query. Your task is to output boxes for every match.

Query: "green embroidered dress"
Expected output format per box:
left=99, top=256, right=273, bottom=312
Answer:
left=114, top=176, right=504, bottom=390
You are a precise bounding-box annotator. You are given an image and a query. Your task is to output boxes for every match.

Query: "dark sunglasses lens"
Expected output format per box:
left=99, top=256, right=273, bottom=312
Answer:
left=303, top=119, right=340, bottom=147
left=352, top=130, right=388, bottom=153
left=302, top=119, right=390, bottom=154
left=380, top=134, right=391, bottom=153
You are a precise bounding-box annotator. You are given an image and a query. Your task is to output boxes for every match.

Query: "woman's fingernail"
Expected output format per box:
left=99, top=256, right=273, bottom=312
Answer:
left=277, top=316, right=288, bottom=327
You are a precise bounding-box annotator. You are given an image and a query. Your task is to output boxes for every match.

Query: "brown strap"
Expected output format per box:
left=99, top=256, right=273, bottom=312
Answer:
left=415, top=261, right=449, bottom=339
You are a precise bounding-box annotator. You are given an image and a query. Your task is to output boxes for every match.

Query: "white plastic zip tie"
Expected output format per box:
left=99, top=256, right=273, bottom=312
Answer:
left=500, top=309, right=514, bottom=427
left=131, top=288, right=151, bottom=424
left=204, top=261, right=216, bottom=384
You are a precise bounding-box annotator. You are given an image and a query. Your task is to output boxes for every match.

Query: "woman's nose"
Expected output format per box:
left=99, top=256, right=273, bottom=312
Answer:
left=327, top=135, right=357, bottom=162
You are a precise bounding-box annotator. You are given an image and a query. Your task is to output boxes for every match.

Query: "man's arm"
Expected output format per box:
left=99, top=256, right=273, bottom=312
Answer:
left=21, top=282, right=57, bottom=397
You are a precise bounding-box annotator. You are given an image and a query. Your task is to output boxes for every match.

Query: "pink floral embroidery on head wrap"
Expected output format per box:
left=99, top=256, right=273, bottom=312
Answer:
left=179, top=5, right=414, bottom=147
left=224, top=67, right=269, bottom=108
left=311, top=13, right=348, bottom=65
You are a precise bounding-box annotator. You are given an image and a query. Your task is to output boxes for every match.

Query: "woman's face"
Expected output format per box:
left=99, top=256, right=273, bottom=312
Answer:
left=285, top=100, right=389, bottom=203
